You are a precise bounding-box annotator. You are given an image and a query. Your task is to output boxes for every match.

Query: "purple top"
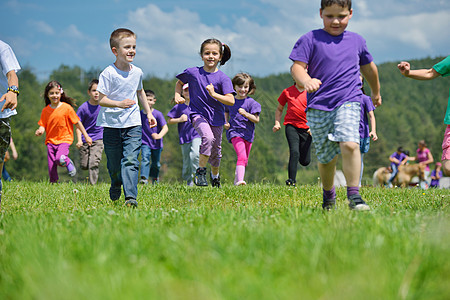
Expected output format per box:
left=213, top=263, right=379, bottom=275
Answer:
left=176, top=67, right=235, bottom=126
left=390, top=151, right=407, bottom=167
left=225, top=97, right=261, bottom=143
left=167, top=103, right=200, bottom=144
left=360, top=95, right=375, bottom=139
left=141, top=109, right=166, bottom=149
left=289, top=29, right=373, bottom=111
left=430, top=170, right=443, bottom=187
left=76, top=101, right=103, bottom=142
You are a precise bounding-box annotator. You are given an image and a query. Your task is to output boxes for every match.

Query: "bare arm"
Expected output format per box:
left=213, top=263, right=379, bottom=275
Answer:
left=9, top=138, right=18, bottom=159
left=368, top=111, right=377, bottom=141
left=137, top=89, right=157, bottom=128
left=167, top=114, right=188, bottom=125
left=75, top=121, right=92, bottom=146
left=206, top=84, right=235, bottom=106
left=174, top=80, right=186, bottom=104
left=151, top=124, right=169, bottom=140
left=239, top=108, right=259, bottom=123
left=397, top=61, right=441, bottom=80
left=360, top=62, right=382, bottom=107
left=76, top=128, right=83, bottom=148
left=1, top=70, right=19, bottom=112
left=290, top=61, right=322, bottom=93
left=35, top=126, right=45, bottom=136
left=273, top=103, right=284, bottom=132
left=224, top=111, right=230, bottom=130
left=98, top=92, right=135, bottom=108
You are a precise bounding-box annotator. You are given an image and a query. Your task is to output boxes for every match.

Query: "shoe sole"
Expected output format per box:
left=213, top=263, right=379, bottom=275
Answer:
left=125, top=199, right=138, bottom=208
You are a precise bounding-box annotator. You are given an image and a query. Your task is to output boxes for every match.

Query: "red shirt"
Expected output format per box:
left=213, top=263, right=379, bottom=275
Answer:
left=277, top=85, right=308, bottom=129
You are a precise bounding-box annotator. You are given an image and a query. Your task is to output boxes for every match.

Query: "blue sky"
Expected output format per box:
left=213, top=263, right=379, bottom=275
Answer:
left=2, top=0, right=449, bottom=80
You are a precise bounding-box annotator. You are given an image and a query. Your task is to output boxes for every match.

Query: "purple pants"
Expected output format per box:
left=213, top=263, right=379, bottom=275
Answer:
left=47, top=143, right=70, bottom=183
left=191, top=115, right=222, bottom=167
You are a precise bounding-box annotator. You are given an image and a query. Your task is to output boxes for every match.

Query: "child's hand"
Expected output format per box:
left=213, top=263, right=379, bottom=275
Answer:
left=397, top=61, right=411, bottom=76
left=370, top=131, right=378, bottom=141
left=238, top=108, right=247, bottom=117
left=85, top=136, right=93, bottom=146
left=304, top=78, right=322, bottom=93
left=175, top=96, right=186, bottom=104
left=371, top=94, right=382, bottom=107
left=179, top=114, right=188, bottom=122
left=148, top=116, right=157, bottom=128
left=76, top=141, right=83, bottom=149
left=272, top=124, right=281, bottom=132
left=224, top=122, right=230, bottom=130
left=35, top=127, right=44, bottom=136
left=206, top=83, right=215, bottom=96
left=118, top=99, right=136, bottom=109
left=151, top=133, right=160, bottom=140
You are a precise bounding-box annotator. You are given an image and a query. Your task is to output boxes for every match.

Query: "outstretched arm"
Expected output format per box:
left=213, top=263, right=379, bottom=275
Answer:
left=397, top=61, right=441, bottom=80
left=360, top=62, right=382, bottom=107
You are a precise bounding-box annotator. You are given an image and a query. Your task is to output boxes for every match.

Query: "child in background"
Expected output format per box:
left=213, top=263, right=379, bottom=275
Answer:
left=35, top=80, right=92, bottom=183
left=414, top=140, right=434, bottom=189
left=387, top=147, right=408, bottom=188
left=76, top=79, right=104, bottom=184
left=359, top=94, right=377, bottom=185
left=2, top=137, right=17, bottom=181
left=273, top=83, right=312, bottom=187
left=139, top=90, right=168, bottom=184
left=97, top=28, right=156, bottom=208
left=290, top=0, right=382, bottom=210
left=225, top=73, right=261, bottom=186
left=430, top=162, right=443, bottom=188
left=174, top=38, right=235, bottom=187
left=167, top=83, right=201, bottom=186
left=398, top=56, right=450, bottom=176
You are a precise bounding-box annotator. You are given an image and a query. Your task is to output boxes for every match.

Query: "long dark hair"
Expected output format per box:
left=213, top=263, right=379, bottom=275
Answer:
left=43, top=80, right=76, bottom=107
left=200, top=38, right=231, bottom=66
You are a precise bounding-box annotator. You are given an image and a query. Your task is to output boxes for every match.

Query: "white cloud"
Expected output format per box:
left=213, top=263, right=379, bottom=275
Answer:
left=28, top=20, right=54, bottom=35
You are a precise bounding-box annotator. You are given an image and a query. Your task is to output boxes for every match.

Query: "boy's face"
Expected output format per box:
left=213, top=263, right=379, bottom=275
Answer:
left=320, top=4, right=352, bottom=36
left=88, top=84, right=100, bottom=102
left=112, top=36, right=137, bottom=64
left=146, top=95, right=156, bottom=106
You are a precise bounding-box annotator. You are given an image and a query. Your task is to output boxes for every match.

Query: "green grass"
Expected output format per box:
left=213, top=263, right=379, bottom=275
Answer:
left=1, top=181, right=449, bottom=299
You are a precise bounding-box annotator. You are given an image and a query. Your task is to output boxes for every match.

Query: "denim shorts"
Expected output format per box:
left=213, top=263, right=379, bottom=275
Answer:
left=307, top=102, right=360, bottom=164
left=0, top=118, right=11, bottom=163
left=360, top=137, right=370, bottom=154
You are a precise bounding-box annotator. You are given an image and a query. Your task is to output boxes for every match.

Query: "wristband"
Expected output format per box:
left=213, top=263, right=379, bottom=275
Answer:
left=7, top=85, right=19, bottom=95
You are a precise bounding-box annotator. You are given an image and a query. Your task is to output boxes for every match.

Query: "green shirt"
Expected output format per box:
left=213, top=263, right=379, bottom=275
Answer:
left=433, top=56, right=450, bottom=124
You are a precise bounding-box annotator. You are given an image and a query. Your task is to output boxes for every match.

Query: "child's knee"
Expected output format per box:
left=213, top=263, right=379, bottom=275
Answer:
left=341, top=141, right=359, bottom=152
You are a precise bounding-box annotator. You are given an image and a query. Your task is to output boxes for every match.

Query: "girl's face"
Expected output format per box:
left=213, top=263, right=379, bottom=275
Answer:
left=234, top=81, right=250, bottom=99
left=320, top=4, right=352, bottom=36
left=201, top=43, right=222, bottom=72
left=88, top=84, right=100, bottom=102
left=182, top=87, right=190, bottom=100
left=47, top=86, right=61, bottom=106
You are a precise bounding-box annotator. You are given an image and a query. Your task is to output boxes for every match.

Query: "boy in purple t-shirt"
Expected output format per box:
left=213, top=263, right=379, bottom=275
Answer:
left=76, top=79, right=104, bottom=184
left=139, top=90, right=168, bottom=184
left=359, top=94, right=377, bottom=185
left=289, top=0, right=382, bottom=210
left=387, top=147, right=408, bottom=187
left=167, top=84, right=201, bottom=186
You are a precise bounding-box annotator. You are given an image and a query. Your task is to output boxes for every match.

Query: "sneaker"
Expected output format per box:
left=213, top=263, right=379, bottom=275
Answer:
left=139, top=177, right=148, bottom=185
left=322, top=198, right=336, bottom=210
left=125, top=198, right=138, bottom=208
left=67, top=159, right=76, bottom=177
left=211, top=175, right=221, bottom=188
left=109, top=186, right=121, bottom=201
left=348, top=194, right=370, bottom=211
left=152, top=178, right=159, bottom=185
left=194, top=168, right=208, bottom=186
left=59, top=155, right=67, bottom=167
left=286, top=179, right=296, bottom=187
left=236, top=180, right=246, bottom=186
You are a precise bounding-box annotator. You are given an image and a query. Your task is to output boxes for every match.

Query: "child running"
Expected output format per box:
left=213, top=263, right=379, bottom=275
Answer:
left=76, top=79, right=104, bottom=185
left=174, top=38, right=235, bottom=187
left=290, top=0, right=382, bottom=210
left=273, top=83, right=312, bottom=187
left=97, top=28, right=156, bottom=208
left=359, top=94, right=377, bottom=185
left=167, top=83, right=201, bottom=186
left=224, top=73, right=261, bottom=186
left=139, top=90, right=168, bottom=185
left=35, top=80, right=92, bottom=183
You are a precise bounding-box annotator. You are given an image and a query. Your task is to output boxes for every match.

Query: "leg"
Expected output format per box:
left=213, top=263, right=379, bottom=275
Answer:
left=181, top=142, right=192, bottom=183
left=47, top=144, right=59, bottom=183
left=140, top=144, right=151, bottom=182
left=298, top=128, right=312, bottom=167
left=88, top=139, right=104, bottom=185
left=285, top=124, right=300, bottom=182
left=191, top=116, right=215, bottom=186
left=340, top=141, right=361, bottom=188
left=121, top=126, right=142, bottom=201
left=56, top=143, right=75, bottom=177
left=149, top=148, right=162, bottom=183
left=209, top=125, right=223, bottom=176
left=231, top=137, right=248, bottom=185
left=103, top=128, right=123, bottom=200
left=79, top=143, right=89, bottom=170
left=0, top=119, right=11, bottom=207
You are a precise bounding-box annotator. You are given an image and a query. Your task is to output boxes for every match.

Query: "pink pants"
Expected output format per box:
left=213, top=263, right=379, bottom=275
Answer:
left=191, top=115, right=223, bottom=167
left=231, top=137, right=252, bottom=166
left=47, top=143, right=70, bottom=183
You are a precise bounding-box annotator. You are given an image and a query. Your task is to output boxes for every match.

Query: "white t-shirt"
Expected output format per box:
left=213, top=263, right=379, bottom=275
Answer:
left=0, top=40, right=20, bottom=118
left=96, top=63, right=143, bottom=128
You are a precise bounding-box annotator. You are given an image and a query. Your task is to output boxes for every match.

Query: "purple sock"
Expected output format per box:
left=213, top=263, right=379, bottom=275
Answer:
left=323, top=186, right=336, bottom=200
left=347, top=186, right=359, bottom=198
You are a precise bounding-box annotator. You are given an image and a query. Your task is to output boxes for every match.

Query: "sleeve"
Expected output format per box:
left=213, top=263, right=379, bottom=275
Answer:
left=166, top=105, right=179, bottom=119
left=220, top=74, right=235, bottom=95
left=97, top=69, right=110, bottom=96
left=176, top=68, right=190, bottom=84
left=289, top=32, right=312, bottom=63
left=358, top=35, right=374, bottom=66
left=0, top=45, right=21, bottom=76
left=433, top=56, right=450, bottom=77
left=38, top=108, right=46, bottom=127
left=157, top=111, right=167, bottom=126
left=277, top=89, right=288, bottom=106
left=68, top=106, right=81, bottom=125
left=249, top=99, right=261, bottom=115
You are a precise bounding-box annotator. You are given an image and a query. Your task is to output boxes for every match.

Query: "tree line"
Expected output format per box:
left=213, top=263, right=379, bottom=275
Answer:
left=7, top=56, right=448, bottom=185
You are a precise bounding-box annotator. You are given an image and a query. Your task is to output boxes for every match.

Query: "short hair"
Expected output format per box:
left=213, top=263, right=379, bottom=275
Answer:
left=110, top=28, right=136, bottom=49
left=321, top=0, right=352, bottom=10
left=397, top=146, right=404, bottom=153
left=88, top=79, right=99, bottom=91
left=200, top=38, right=231, bottom=66
left=232, top=73, right=256, bottom=95
left=144, top=90, right=155, bottom=97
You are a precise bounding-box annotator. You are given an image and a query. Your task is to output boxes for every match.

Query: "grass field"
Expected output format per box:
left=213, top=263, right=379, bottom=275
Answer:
left=1, top=181, right=449, bottom=299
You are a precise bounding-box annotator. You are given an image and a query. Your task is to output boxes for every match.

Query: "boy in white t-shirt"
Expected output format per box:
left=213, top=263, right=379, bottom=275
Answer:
left=97, top=28, right=156, bottom=208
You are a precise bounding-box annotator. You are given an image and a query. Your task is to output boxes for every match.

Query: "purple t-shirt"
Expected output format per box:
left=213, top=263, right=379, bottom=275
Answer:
left=225, top=97, right=261, bottom=143
left=289, top=29, right=373, bottom=111
left=141, top=109, right=166, bottom=149
left=430, top=170, right=443, bottom=187
left=176, top=67, right=235, bottom=126
left=390, top=151, right=407, bottom=167
left=76, top=101, right=103, bottom=142
left=167, top=103, right=200, bottom=144
left=360, top=95, right=375, bottom=139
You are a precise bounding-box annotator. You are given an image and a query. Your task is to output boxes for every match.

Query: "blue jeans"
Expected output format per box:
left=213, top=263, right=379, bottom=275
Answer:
left=103, top=126, right=142, bottom=200
left=140, top=145, right=162, bottom=180
left=181, top=137, right=201, bottom=183
left=388, top=164, right=399, bottom=183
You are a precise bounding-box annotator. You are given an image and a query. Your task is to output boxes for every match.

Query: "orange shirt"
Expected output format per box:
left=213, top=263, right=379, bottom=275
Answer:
left=38, top=102, right=80, bottom=145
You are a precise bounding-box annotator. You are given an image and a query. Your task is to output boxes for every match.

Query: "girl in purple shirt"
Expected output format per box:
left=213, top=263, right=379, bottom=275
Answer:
left=174, top=38, right=235, bottom=187
left=225, top=73, right=261, bottom=186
